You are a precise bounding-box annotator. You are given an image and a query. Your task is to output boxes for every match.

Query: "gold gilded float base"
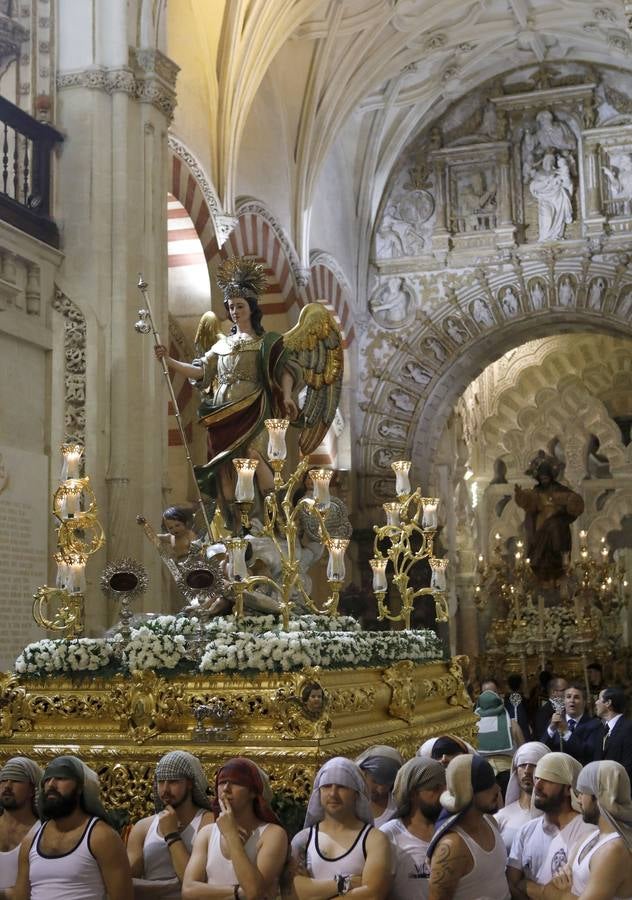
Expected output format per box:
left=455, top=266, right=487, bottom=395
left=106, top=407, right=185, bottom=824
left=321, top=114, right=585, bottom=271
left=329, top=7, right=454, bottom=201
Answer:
left=0, top=658, right=475, bottom=820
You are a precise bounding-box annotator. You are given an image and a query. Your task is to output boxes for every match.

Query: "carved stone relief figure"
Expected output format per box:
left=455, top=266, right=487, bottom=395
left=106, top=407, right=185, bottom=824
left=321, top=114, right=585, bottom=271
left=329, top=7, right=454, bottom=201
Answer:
left=454, top=170, right=496, bottom=233
left=373, top=479, right=397, bottom=501
left=402, top=361, right=431, bottom=386
left=587, top=277, right=607, bottom=311
left=602, top=152, right=632, bottom=216
left=616, top=284, right=632, bottom=317
left=444, top=316, right=468, bottom=344
left=369, top=277, right=413, bottom=328
left=499, top=285, right=519, bottom=318
left=423, top=337, right=447, bottom=363
left=595, top=79, right=632, bottom=127
left=375, top=185, right=434, bottom=259
left=470, top=297, right=494, bottom=327
left=528, top=279, right=547, bottom=310
left=528, top=151, right=573, bottom=242
left=389, top=388, right=416, bottom=413
left=374, top=447, right=397, bottom=469
left=557, top=274, right=576, bottom=307
left=378, top=420, right=407, bottom=441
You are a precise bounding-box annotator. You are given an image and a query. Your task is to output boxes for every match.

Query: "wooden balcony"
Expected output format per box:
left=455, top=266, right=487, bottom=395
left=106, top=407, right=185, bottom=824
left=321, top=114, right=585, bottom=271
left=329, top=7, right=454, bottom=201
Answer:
left=0, top=95, right=63, bottom=248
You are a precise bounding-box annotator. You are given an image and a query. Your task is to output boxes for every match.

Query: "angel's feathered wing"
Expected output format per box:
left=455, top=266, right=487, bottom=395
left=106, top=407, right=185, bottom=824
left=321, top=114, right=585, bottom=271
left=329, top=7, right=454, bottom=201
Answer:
left=194, top=310, right=222, bottom=357
left=283, top=303, right=344, bottom=455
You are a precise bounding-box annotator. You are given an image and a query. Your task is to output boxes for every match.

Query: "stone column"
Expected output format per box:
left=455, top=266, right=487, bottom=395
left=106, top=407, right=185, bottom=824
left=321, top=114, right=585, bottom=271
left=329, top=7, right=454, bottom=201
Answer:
left=55, top=0, right=178, bottom=628
left=431, top=157, right=451, bottom=255
left=495, top=148, right=516, bottom=247
left=582, top=141, right=606, bottom=236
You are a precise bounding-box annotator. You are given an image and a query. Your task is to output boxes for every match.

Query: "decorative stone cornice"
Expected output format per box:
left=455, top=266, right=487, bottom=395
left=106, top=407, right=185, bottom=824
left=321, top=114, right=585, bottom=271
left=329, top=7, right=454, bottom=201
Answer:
left=56, top=48, right=179, bottom=122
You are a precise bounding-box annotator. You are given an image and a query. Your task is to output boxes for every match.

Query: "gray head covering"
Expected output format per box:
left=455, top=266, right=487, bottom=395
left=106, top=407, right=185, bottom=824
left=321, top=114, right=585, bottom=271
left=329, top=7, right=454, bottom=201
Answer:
left=0, top=757, right=43, bottom=787
left=355, top=745, right=404, bottom=787
left=40, top=756, right=108, bottom=821
left=155, top=751, right=212, bottom=811
left=577, top=761, right=632, bottom=849
left=392, top=756, right=446, bottom=818
left=305, top=757, right=373, bottom=826
left=505, top=742, right=550, bottom=805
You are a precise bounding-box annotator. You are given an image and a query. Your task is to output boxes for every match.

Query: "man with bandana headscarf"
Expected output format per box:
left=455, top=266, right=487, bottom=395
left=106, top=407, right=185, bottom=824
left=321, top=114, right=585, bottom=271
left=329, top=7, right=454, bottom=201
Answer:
left=355, top=745, right=403, bottom=827
left=13, top=754, right=133, bottom=899
left=291, top=757, right=390, bottom=900
left=183, top=757, right=287, bottom=899
left=507, top=752, right=596, bottom=898
left=0, top=757, right=41, bottom=897
left=417, top=735, right=475, bottom=768
left=528, top=761, right=632, bottom=899
left=495, top=742, right=550, bottom=852
left=427, top=754, right=509, bottom=899
left=127, top=751, right=215, bottom=898
left=379, top=757, right=445, bottom=900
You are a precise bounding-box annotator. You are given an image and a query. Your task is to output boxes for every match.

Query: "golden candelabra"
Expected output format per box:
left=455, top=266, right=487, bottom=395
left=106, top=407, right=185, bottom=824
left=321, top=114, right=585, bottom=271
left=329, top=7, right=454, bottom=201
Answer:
left=370, top=460, right=449, bottom=630
left=227, top=418, right=349, bottom=630
left=32, top=444, right=105, bottom=638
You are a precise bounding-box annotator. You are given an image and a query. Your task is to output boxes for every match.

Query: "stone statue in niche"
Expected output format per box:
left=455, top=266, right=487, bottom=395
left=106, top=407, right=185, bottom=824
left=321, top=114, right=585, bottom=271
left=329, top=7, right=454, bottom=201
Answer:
left=528, top=151, right=573, bottom=242
left=444, top=316, right=468, bottom=344
left=617, top=284, right=632, bottom=317
left=514, top=455, right=584, bottom=585
left=557, top=275, right=576, bottom=307
left=471, top=297, right=494, bottom=327
left=389, top=388, right=416, bottom=413
left=534, top=110, right=575, bottom=153
left=587, top=277, right=607, bottom=311
left=378, top=420, right=407, bottom=441
left=455, top=170, right=496, bottom=232
left=402, top=361, right=431, bottom=386
left=499, top=286, right=520, bottom=318
left=529, top=279, right=547, bottom=310
left=423, top=337, right=447, bottom=363
left=602, top=153, right=632, bottom=216
left=369, top=277, right=413, bottom=328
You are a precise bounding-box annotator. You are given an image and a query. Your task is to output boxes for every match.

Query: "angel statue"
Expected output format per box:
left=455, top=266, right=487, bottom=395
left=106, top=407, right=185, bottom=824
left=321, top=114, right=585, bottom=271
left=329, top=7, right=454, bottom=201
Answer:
left=155, top=256, right=343, bottom=531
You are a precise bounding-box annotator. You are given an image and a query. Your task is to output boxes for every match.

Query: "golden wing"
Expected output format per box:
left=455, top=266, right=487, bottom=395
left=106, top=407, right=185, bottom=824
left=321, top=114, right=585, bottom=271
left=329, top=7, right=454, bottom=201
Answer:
left=283, top=303, right=344, bottom=455
left=194, top=310, right=222, bottom=356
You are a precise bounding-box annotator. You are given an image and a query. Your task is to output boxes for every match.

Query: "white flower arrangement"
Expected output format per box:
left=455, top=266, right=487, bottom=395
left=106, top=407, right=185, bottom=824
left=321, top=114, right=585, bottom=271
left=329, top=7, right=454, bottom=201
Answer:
left=14, top=614, right=442, bottom=677
left=15, top=637, right=116, bottom=675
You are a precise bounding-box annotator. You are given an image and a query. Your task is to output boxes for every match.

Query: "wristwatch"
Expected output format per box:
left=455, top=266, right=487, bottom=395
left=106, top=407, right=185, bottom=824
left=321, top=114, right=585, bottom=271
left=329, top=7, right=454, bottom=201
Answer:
left=335, top=874, right=352, bottom=894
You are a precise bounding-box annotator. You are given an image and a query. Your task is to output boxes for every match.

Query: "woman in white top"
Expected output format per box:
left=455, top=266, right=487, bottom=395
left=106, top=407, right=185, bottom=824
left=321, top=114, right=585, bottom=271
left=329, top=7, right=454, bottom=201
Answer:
left=182, top=758, right=287, bottom=900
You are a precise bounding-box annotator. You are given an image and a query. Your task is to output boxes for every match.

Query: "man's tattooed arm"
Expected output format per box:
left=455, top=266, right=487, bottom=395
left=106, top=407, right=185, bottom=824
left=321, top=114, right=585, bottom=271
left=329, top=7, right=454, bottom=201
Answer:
left=428, top=833, right=472, bottom=900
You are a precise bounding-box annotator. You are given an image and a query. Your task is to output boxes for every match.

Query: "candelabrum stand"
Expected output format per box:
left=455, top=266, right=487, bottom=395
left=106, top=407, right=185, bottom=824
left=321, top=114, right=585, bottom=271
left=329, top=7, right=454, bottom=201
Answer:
left=226, top=419, right=349, bottom=630
left=32, top=444, right=105, bottom=638
left=369, top=461, right=448, bottom=630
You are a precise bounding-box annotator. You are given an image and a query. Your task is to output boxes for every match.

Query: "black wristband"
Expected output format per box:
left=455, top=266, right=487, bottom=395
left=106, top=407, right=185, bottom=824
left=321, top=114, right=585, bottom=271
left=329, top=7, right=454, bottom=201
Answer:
left=167, top=835, right=183, bottom=847
left=163, top=830, right=180, bottom=842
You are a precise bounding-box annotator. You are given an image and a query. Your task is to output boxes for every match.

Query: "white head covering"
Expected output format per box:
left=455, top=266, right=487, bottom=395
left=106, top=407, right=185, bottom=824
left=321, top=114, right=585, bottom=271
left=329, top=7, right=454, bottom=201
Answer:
left=534, top=752, right=583, bottom=812
left=305, top=757, right=372, bottom=826
left=576, top=761, right=632, bottom=848
left=505, top=742, right=550, bottom=805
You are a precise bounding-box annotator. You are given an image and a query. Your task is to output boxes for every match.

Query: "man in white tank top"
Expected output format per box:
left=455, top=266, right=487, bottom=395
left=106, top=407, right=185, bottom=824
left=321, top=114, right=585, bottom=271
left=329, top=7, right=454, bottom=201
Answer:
left=12, top=754, right=133, bottom=900
left=355, top=746, right=404, bottom=828
left=508, top=752, right=596, bottom=898
left=127, top=750, right=214, bottom=898
left=427, top=753, right=510, bottom=899
left=183, top=756, right=288, bottom=899
left=494, top=742, right=550, bottom=853
left=0, top=757, right=42, bottom=898
left=530, top=761, right=632, bottom=900
left=291, top=756, right=391, bottom=900
left=379, top=756, right=445, bottom=900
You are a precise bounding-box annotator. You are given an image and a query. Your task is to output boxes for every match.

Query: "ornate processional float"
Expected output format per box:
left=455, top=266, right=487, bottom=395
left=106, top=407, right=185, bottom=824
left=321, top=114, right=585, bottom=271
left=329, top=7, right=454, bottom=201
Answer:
left=0, top=263, right=474, bottom=819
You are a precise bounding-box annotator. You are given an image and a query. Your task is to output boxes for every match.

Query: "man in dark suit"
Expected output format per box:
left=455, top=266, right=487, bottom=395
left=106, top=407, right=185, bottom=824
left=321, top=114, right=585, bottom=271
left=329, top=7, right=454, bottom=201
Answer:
left=533, top=675, right=567, bottom=738
left=592, top=686, right=632, bottom=779
left=540, top=682, right=600, bottom=762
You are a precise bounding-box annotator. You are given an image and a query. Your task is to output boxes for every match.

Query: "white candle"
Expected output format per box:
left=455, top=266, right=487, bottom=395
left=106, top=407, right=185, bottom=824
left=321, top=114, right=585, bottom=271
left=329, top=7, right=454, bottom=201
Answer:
left=422, top=498, right=439, bottom=530
left=227, top=538, right=248, bottom=580
left=233, top=459, right=258, bottom=502
left=370, top=557, right=388, bottom=592
left=265, top=418, right=289, bottom=461
left=60, top=443, right=83, bottom=480
left=67, top=554, right=87, bottom=594
left=327, top=538, right=349, bottom=581
left=62, top=487, right=81, bottom=519
left=309, top=469, right=333, bottom=509
left=383, top=502, right=401, bottom=526
left=391, top=461, right=411, bottom=497
left=55, top=553, right=69, bottom=590
left=429, top=557, right=448, bottom=592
